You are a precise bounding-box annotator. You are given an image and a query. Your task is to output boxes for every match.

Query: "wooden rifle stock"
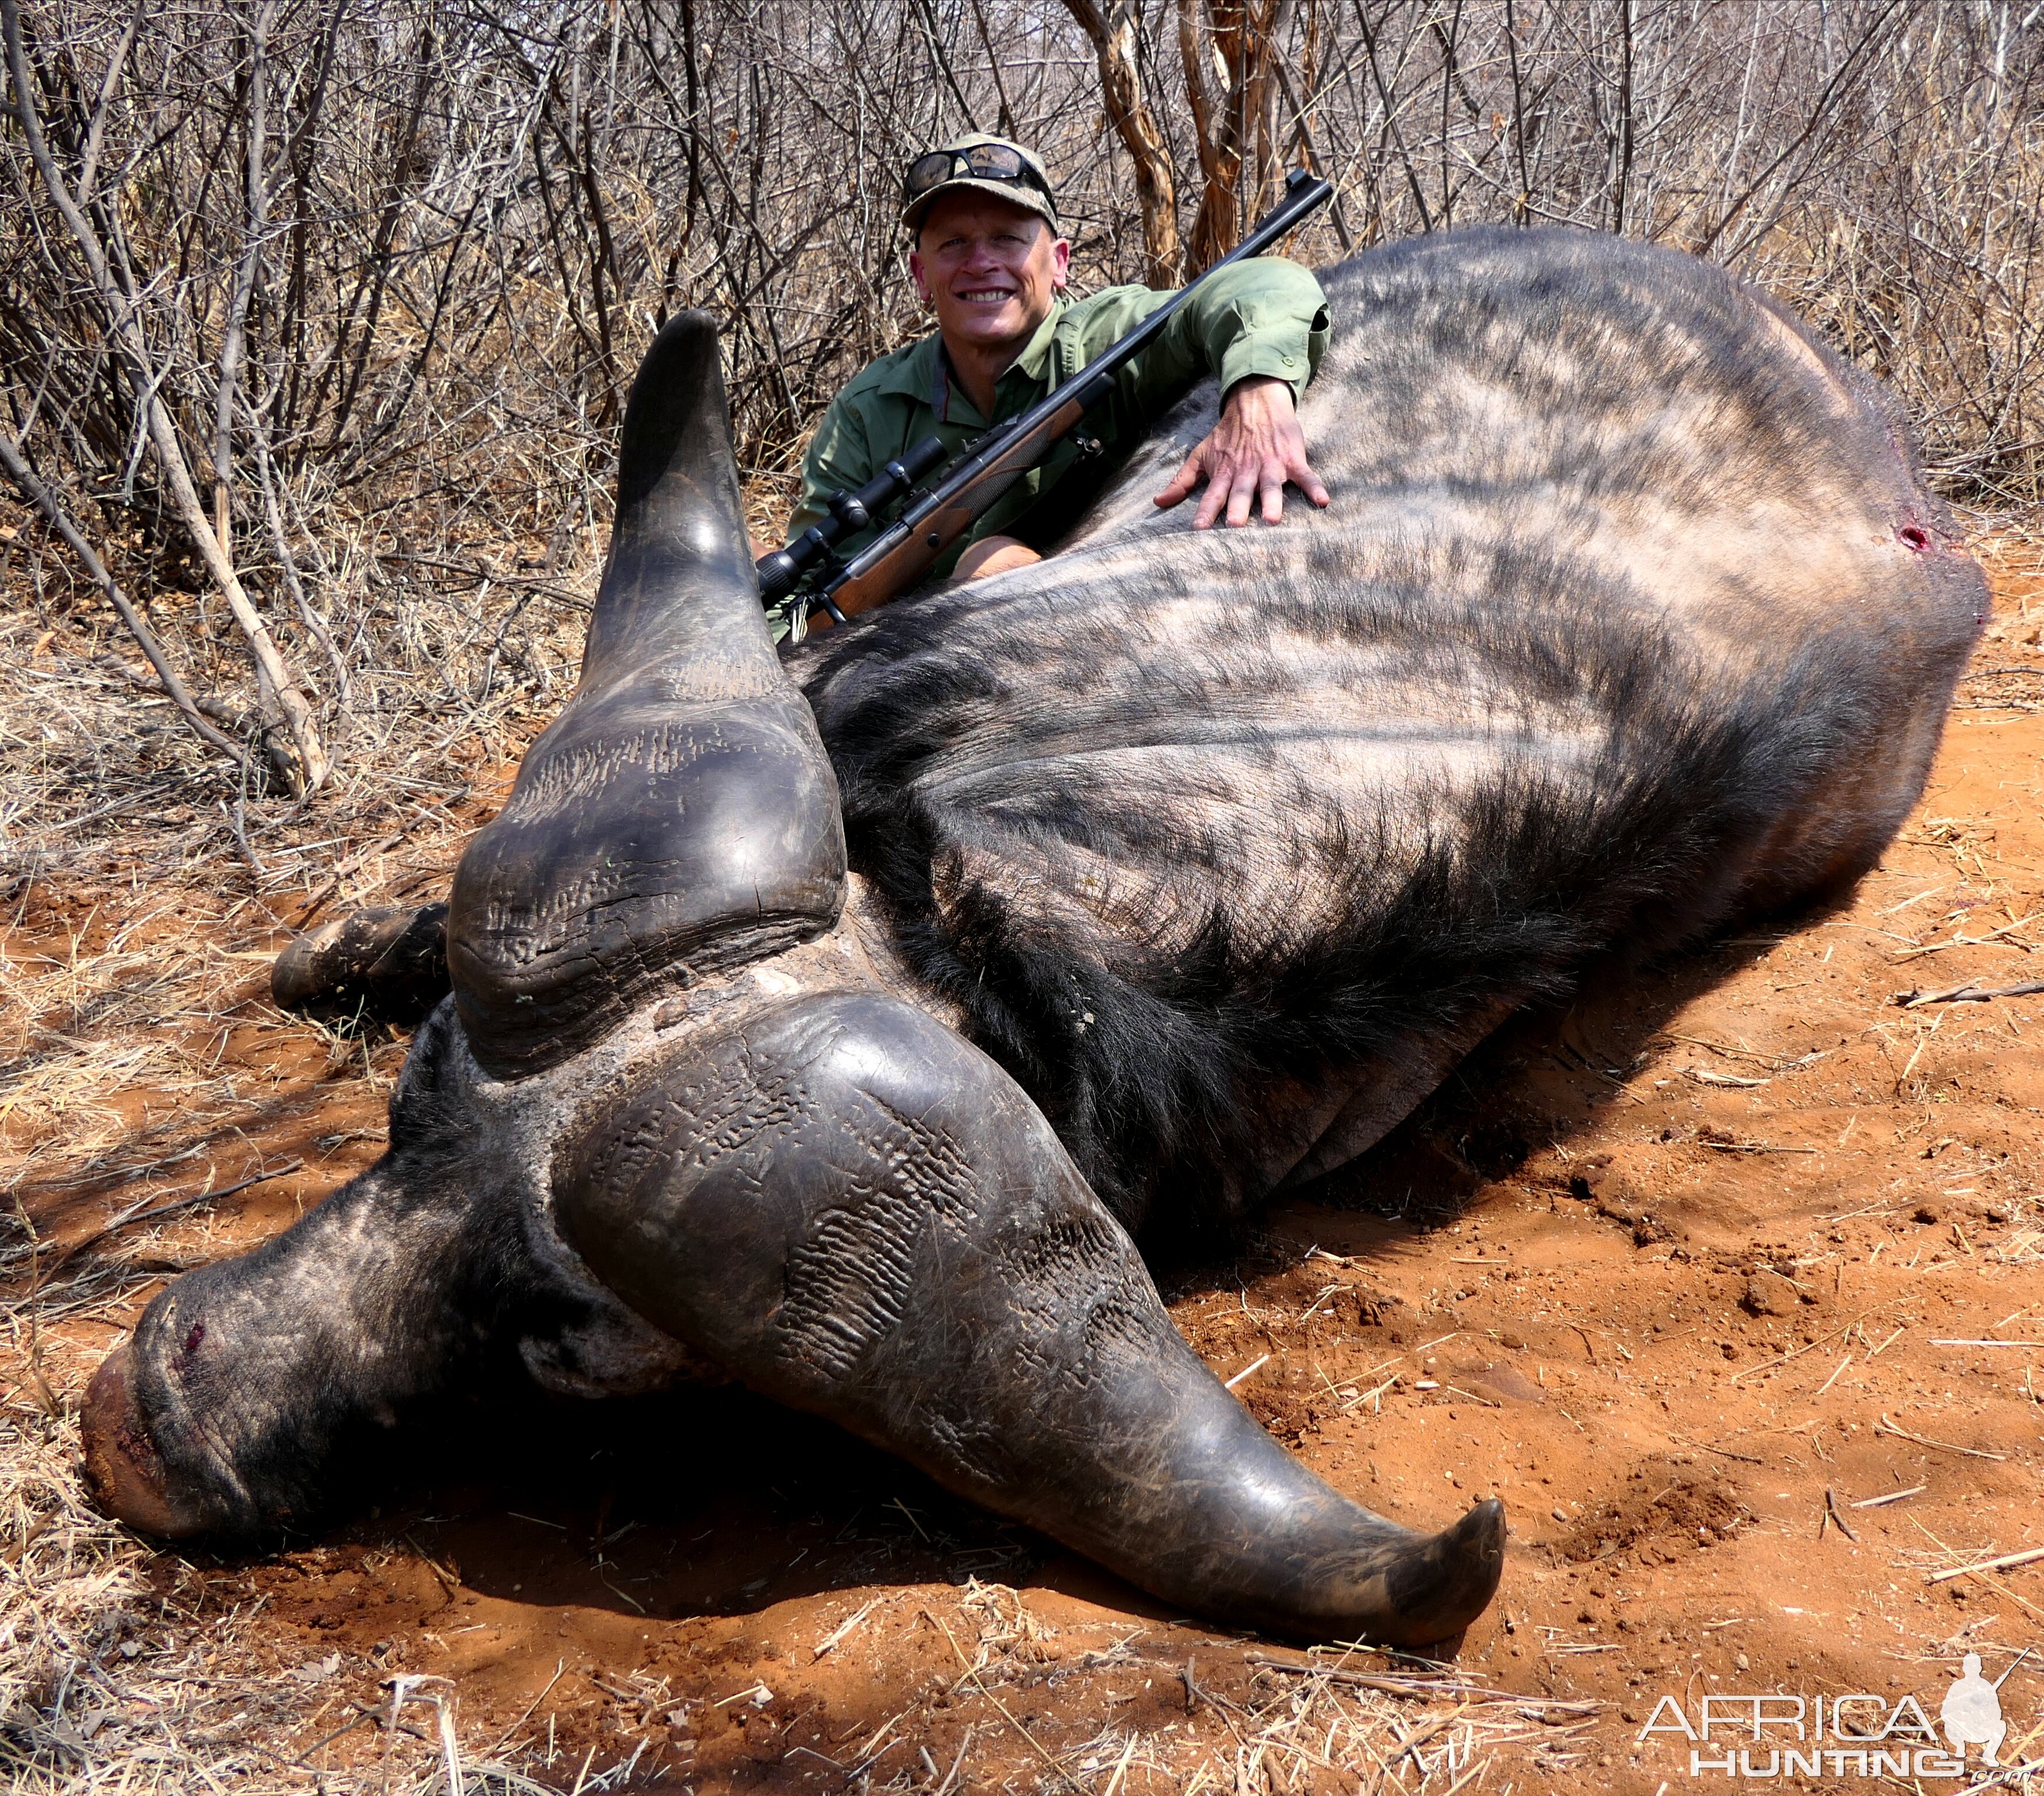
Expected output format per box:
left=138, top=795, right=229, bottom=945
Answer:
left=826, top=394, right=1090, bottom=619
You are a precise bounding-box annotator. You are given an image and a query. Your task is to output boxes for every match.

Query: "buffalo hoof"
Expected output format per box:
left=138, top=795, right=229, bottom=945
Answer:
left=81, top=1345, right=205, bottom=1539
left=272, top=902, right=450, bottom=1027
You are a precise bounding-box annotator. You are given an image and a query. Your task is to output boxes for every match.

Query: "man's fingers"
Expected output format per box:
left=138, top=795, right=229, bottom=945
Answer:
left=1287, top=453, right=1330, bottom=508
left=1260, top=455, right=1288, bottom=524
left=1155, top=450, right=1206, bottom=510
left=1225, top=458, right=1258, bottom=528
left=1165, top=412, right=1333, bottom=527
left=1279, top=426, right=1331, bottom=508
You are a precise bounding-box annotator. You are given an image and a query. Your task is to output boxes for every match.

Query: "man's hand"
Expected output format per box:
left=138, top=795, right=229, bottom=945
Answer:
left=1154, top=375, right=1330, bottom=528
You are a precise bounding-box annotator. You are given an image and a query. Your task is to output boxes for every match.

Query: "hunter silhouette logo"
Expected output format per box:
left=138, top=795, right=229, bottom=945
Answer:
left=1943, top=1653, right=2010, bottom=1765
left=1637, top=1647, right=2035, bottom=1781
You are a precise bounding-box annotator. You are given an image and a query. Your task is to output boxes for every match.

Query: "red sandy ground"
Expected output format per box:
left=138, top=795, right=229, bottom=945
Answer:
left=9, top=536, right=2044, bottom=1793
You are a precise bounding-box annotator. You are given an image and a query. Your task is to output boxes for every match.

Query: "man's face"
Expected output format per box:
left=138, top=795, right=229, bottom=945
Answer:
left=910, top=193, right=1070, bottom=364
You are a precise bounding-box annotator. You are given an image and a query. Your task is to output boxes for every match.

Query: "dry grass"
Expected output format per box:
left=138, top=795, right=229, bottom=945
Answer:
left=5, top=0, right=2042, bottom=809
left=0, top=1388, right=1594, bottom=1796
left=0, top=560, right=587, bottom=1195
left=0, top=569, right=598, bottom=1790
left=0, top=1323, right=1596, bottom=1793
left=0, top=1397, right=657, bottom=1792
left=920, top=1580, right=1604, bottom=1791
left=0, top=1404, right=346, bottom=1794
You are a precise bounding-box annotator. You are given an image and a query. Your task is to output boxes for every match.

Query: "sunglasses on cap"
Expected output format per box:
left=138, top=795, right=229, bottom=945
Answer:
left=904, top=143, right=1054, bottom=209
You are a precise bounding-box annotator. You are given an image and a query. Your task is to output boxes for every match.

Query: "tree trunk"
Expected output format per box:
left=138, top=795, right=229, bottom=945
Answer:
left=1057, top=0, right=1183, bottom=285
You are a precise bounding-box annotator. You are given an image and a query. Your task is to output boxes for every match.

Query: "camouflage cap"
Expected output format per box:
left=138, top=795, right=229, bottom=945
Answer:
left=902, top=134, right=1059, bottom=234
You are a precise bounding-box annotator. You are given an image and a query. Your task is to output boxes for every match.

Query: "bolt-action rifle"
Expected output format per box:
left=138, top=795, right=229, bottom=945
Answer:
left=756, top=169, right=1335, bottom=633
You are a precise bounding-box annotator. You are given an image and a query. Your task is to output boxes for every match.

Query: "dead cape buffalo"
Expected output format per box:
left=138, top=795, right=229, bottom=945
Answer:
left=82, top=227, right=1984, bottom=1648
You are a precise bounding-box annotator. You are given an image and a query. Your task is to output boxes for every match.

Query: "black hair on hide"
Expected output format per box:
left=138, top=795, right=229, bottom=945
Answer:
left=788, top=228, right=1977, bottom=1243
left=795, top=550, right=1897, bottom=1243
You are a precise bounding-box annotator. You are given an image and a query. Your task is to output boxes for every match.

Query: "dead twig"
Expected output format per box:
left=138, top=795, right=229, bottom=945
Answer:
left=0, top=432, right=248, bottom=774
left=1876, top=1413, right=2007, bottom=1461
left=43, top=1160, right=303, bottom=1271
left=1824, top=1488, right=1860, bottom=1542
left=1898, top=978, right=2044, bottom=1007
left=1927, top=1545, right=2044, bottom=1584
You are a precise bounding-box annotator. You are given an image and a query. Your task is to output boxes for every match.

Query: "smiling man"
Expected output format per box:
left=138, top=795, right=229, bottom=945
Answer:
left=773, top=134, right=1331, bottom=625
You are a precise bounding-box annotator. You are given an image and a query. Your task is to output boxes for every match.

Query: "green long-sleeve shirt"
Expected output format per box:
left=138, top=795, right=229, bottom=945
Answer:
left=779, top=257, right=1330, bottom=619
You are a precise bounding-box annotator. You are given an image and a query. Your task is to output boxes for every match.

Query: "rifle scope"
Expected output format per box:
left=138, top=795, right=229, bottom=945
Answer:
left=755, top=433, right=949, bottom=607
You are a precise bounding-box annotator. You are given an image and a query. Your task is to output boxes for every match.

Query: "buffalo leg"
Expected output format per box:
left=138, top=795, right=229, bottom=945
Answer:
left=556, top=989, right=1505, bottom=1646
left=271, top=902, right=450, bottom=1027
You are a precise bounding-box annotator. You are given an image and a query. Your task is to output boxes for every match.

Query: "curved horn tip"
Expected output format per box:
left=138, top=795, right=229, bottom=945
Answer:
left=636, top=310, right=723, bottom=389
left=1380, top=1495, right=1508, bottom=1649
left=628, top=308, right=724, bottom=408
left=612, top=308, right=741, bottom=511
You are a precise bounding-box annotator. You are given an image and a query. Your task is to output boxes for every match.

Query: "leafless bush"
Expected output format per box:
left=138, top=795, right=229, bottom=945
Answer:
left=1, top=0, right=2039, bottom=799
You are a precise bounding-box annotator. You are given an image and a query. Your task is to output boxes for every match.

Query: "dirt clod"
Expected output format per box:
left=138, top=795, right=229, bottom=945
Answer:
left=1741, top=1270, right=1803, bottom=1316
